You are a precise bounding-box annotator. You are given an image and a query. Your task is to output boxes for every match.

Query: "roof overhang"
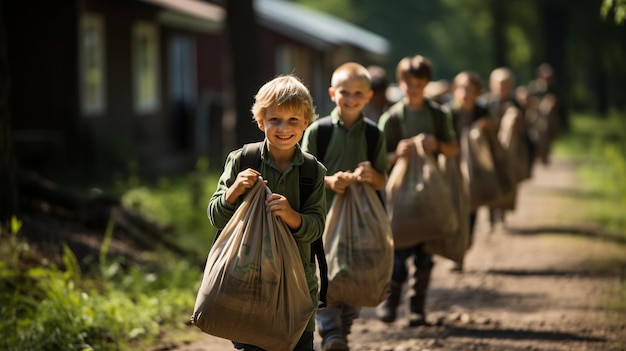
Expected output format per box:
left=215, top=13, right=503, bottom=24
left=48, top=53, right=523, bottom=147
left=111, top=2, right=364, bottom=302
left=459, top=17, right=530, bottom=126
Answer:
left=254, top=0, right=390, bottom=59
left=138, top=0, right=225, bottom=32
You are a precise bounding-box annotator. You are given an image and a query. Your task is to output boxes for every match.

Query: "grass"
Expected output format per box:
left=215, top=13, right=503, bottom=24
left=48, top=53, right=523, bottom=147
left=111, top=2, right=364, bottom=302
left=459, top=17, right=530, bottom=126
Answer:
left=553, top=111, right=626, bottom=316
left=553, top=112, right=626, bottom=238
left=0, top=157, right=222, bottom=350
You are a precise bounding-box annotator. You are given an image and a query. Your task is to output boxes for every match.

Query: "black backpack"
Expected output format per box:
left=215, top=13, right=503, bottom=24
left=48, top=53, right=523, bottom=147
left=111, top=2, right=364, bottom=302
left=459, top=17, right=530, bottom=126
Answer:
left=239, top=141, right=328, bottom=308
left=315, top=116, right=385, bottom=205
left=315, top=116, right=380, bottom=164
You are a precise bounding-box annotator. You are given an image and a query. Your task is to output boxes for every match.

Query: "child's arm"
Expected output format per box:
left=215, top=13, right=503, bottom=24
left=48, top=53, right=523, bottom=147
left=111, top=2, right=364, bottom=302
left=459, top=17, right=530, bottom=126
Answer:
left=225, top=168, right=261, bottom=205
left=419, top=134, right=459, bottom=157
left=267, top=193, right=302, bottom=230
left=208, top=150, right=260, bottom=229
left=355, top=161, right=386, bottom=190
left=325, top=171, right=353, bottom=194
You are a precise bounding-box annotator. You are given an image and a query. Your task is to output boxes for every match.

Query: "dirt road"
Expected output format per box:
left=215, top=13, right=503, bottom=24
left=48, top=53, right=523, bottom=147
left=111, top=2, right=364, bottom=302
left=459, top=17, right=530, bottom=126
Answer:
left=167, top=158, right=626, bottom=351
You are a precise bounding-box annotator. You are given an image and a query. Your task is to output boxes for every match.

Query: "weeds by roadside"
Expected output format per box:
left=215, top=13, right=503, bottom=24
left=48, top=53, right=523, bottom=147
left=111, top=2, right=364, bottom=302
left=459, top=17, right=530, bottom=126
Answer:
left=554, top=111, right=626, bottom=318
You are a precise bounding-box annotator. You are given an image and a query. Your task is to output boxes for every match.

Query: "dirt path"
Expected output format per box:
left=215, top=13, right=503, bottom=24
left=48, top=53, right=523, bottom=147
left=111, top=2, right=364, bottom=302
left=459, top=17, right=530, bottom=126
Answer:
left=168, top=158, right=626, bottom=351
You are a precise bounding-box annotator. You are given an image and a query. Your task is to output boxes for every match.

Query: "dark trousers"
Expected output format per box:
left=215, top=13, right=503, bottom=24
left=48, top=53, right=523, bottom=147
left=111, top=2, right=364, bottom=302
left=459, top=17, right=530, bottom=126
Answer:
left=391, top=243, right=434, bottom=314
left=232, top=331, right=314, bottom=351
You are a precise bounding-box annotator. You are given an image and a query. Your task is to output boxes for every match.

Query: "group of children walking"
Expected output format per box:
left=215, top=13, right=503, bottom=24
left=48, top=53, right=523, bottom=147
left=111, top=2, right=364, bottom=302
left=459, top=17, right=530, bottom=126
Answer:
left=198, top=54, right=562, bottom=351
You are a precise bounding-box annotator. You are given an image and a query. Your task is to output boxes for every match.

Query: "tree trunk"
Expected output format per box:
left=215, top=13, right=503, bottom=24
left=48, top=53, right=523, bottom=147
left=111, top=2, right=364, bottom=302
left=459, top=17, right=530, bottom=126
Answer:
left=225, top=0, right=264, bottom=147
left=541, top=3, right=571, bottom=127
left=0, top=0, right=19, bottom=223
left=491, top=0, right=507, bottom=68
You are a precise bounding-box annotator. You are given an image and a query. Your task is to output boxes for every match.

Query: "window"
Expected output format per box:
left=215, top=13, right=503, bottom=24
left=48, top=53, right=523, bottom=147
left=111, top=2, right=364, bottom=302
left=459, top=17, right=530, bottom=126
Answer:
left=275, top=44, right=310, bottom=83
left=132, top=22, right=160, bottom=113
left=80, top=13, right=106, bottom=116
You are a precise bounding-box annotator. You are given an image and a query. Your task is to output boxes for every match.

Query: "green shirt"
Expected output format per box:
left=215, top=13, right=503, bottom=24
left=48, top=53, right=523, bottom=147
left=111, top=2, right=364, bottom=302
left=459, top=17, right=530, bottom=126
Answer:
left=301, top=108, right=388, bottom=209
left=207, top=140, right=327, bottom=331
left=378, top=99, right=456, bottom=154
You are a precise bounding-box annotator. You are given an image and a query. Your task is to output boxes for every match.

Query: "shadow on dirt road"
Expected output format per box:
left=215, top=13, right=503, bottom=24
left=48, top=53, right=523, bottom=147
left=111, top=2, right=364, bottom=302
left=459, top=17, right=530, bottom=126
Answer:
left=166, top=159, right=626, bottom=351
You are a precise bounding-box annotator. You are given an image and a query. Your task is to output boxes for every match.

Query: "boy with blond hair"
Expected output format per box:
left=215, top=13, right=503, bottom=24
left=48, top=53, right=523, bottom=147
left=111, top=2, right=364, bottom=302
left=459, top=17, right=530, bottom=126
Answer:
left=208, top=75, right=327, bottom=351
left=302, top=62, right=388, bottom=351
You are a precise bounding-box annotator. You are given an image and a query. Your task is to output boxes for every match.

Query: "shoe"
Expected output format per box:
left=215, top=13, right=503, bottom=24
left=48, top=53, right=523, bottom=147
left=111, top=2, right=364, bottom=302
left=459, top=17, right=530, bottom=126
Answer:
left=408, top=312, right=428, bottom=327
left=322, top=336, right=349, bottom=351
left=376, top=282, right=402, bottom=323
left=376, top=302, right=397, bottom=323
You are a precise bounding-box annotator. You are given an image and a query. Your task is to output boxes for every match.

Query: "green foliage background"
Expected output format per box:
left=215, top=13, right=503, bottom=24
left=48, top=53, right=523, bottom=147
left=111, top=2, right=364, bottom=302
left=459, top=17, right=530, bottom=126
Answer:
left=294, top=0, right=626, bottom=113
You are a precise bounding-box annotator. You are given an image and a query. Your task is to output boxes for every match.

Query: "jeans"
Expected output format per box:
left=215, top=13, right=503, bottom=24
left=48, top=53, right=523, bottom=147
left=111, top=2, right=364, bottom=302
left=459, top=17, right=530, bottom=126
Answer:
left=232, top=331, right=314, bottom=351
left=316, top=304, right=361, bottom=341
left=391, top=243, right=434, bottom=284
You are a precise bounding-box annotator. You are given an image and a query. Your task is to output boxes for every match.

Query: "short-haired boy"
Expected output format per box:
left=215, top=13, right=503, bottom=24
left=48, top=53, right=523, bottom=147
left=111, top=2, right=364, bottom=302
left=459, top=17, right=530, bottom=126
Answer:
left=377, top=54, right=459, bottom=327
left=208, top=75, right=327, bottom=351
left=446, top=70, right=495, bottom=271
left=302, top=62, right=388, bottom=351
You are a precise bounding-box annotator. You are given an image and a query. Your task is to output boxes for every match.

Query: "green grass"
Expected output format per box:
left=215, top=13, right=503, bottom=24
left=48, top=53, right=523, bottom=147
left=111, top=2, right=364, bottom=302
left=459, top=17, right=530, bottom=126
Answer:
left=0, top=215, right=202, bottom=351
left=553, top=111, right=626, bottom=316
left=553, top=111, right=626, bottom=238
left=119, top=171, right=221, bottom=258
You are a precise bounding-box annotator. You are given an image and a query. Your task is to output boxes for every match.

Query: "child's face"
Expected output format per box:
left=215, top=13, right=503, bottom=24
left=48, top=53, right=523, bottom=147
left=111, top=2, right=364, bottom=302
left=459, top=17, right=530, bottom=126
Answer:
left=328, top=77, right=373, bottom=120
left=399, top=76, right=429, bottom=104
left=257, top=105, right=309, bottom=153
left=453, top=78, right=479, bottom=109
left=490, top=77, right=513, bottom=100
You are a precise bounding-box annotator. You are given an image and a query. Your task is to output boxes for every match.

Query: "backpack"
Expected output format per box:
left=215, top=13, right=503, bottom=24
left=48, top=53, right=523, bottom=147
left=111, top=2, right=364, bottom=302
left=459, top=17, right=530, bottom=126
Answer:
left=315, top=116, right=385, bottom=205
left=315, top=116, right=380, bottom=164
left=239, top=141, right=328, bottom=308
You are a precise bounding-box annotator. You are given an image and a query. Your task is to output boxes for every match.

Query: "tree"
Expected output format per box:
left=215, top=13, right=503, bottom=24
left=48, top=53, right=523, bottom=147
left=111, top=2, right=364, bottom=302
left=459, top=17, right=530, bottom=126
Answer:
left=602, top=0, right=626, bottom=24
left=225, top=0, right=264, bottom=147
left=0, top=0, right=18, bottom=223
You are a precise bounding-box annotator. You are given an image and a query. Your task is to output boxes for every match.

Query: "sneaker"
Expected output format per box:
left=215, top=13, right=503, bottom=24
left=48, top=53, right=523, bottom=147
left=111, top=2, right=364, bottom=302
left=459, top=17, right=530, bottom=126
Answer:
left=322, top=336, right=349, bottom=351
left=376, top=303, right=397, bottom=323
left=408, top=312, right=428, bottom=327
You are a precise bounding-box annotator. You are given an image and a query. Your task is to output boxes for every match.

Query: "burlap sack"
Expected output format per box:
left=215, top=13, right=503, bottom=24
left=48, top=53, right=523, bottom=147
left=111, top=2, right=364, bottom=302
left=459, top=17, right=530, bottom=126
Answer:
left=424, top=155, right=470, bottom=264
left=464, top=127, right=502, bottom=210
left=324, top=182, right=393, bottom=307
left=490, top=107, right=522, bottom=210
left=386, top=135, right=458, bottom=249
left=499, top=107, right=530, bottom=183
left=191, top=177, right=314, bottom=351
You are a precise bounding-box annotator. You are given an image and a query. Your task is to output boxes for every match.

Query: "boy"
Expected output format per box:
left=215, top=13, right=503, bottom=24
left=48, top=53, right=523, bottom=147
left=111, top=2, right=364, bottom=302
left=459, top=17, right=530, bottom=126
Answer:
left=485, top=67, right=525, bottom=230
left=377, top=55, right=458, bottom=327
left=208, top=75, right=327, bottom=351
left=446, top=70, right=495, bottom=271
left=362, top=65, right=392, bottom=123
left=301, top=62, right=388, bottom=351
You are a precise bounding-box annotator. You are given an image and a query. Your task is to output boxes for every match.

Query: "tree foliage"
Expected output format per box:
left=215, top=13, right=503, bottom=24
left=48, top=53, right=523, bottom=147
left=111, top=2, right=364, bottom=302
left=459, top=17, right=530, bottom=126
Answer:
left=291, top=0, right=626, bottom=114
left=602, top=0, right=626, bottom=24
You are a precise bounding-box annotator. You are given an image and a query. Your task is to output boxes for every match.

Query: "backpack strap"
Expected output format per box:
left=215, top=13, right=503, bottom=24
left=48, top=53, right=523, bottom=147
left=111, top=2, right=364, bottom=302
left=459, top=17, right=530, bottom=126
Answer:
left=316, top=115, right=380, bottom=164
left=315, top=116, right=333, bottom=164
left=299, top=151, right=328, bottom=308
left=363, top=117, right=380, bottom=163
left=240, top=141, right=263, bottom=171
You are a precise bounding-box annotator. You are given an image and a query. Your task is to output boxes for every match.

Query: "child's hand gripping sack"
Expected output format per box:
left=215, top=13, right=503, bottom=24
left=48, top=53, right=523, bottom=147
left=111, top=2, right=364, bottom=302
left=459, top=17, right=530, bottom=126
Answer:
left=385, top=135, right=458, bottom=249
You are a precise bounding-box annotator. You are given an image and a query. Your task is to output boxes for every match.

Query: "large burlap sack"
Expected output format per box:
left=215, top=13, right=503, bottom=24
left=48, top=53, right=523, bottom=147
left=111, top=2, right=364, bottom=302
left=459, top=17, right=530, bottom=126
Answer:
left=499, top=106, right=529, bottom=183
left=191, top=177, right=314, bottom=351
left=489, top=106, right=522, bottom=211
left=463, top=127, right=502, bottom=210
left=324, top=182, right=393, bottom=307
left=424, top=155, right=470, bottom=264
left=386, top=135, right=458, bottom=249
